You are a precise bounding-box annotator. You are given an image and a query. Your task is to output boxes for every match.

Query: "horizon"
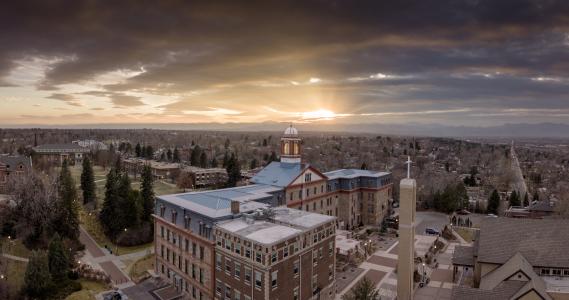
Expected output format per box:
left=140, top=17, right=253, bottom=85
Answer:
left=1, top=1, right=569, bottom=127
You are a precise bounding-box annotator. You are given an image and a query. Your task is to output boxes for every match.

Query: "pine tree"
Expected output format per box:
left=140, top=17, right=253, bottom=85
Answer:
left=100, top=168, right=120, bottom=237
left=48, top=233, right=69, bottom=282
left=24, top=250, right=52, bottom=299
left=167, top=148, right=173, bottom=161
left=199, top=152, right=208, bottom=168
left=250, top=158, right=258, bottom=170
left=487, top=189, right=500, bottom=214
left=81, top=157, right=96, bottom=205
left=145, top=145, right=154, bottom=159
left=191, top=145, right=201, bottom=166
left=523, top=193, right=529, bottom=207
left=360, top=162, right=368, bottom=170
left=135, top=143, right=141, bottom=157
left=53, top=159, right=80, bottom=240
left=533, top=191, right=540, bottom=202
left=117, top=172, right=136, bottom=230
left=224, top=138, right=230, bottom=150
left=173, top=147, right=180, bottom=162
left=211, top=157, right=218, bottom=168
left=226, top=153, right=241, bottom=187
left=509, top=190, right=520, bottom=207
left=269, top=151, right=278, bottom=162
left=222, top=151, right=229, bottom=168
left=140, top=165, right=155, bottom=223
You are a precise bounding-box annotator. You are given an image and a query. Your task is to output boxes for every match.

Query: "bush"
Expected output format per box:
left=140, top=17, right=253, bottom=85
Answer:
left=116, top=222, right=153, bottom=247
left=51, top=280, right=82, bottom=299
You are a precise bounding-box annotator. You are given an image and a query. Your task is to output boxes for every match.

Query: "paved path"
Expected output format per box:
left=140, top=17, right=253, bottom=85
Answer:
left=510, top=143, right=528, bottom=198
left=1, top=253, right=29, bottom=262
left=80, top=227, right=106, bottom=258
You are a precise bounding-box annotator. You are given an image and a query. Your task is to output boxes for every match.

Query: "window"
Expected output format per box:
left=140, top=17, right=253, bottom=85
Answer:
left=306, top=188, right=310, bottom=197
left=564, top=270, right=569, bottom=276
left=256, top=252, right=262, bottom=263
left=312, top=275, right=318, bottom=293
left=245, top=249, right=251, bottom=258
left=329, top=264, right=334, bottom=280
left=161, top=226, right=164, bottom=238
left=192, top=264, right=196, bottom=279
left=329, top=241, right=334, bottom=256
left=313, top=250, right=318, bottom=265
left=225, top=285, right=232, bottom=299
left=290, top=193, right=293, bottom=201
left=293, top=260, right=299, bottom=276
left=216, top=254, right=222, bottom=270
left=271, top=271, right=278, bottom=289
left=200, top=246, right=204, bottom=260
left=254, top=271, right=262, bottom=289
left=314, top=187, right=317, bottom=195
left=235, top=291, right=241, bottom=300
left=226, top=239, right=232, bottom=251
left=319, top=247, right=323, bottom=259
left=245, top=267, right=252, bottom=284
left=192, top=243, right=197, bottom=256
left=235, top=262, right=241, bottom=278
left=185, top=239, right=189, bottom=251
left=184, top=215, right=191, bottom=229
left=160, top=205, right=166, bottom=217
left=245, top=296, right=251, bottom=300
left=293, top=287, right=299, bottom=300
left=299, top=190, right=302, bottom=199
left=283, top=247, right=289, bottom=258
left=235, top=245, right=241, bottom=255
left=553, top=269, right=562, bottom=276
left=199, top=268, right=204, bottom=284
left=216, top=280, right=222, bottom=296
left=271, top=252, right=277, bottom=263
left=541, top=268, right=551, bottom=276
left=225, top=258, right=232, bottom=274
left=171, top=210, right=177, bottom=223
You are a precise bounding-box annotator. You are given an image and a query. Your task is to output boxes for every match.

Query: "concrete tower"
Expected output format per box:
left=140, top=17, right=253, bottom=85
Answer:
left=280, top=124, right=301, bottom=164
left=398, top=156, right=416, bottom=300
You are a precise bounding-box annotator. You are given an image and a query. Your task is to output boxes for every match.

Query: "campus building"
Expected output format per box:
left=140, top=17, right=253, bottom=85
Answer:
left=153, top=125, right=393, bottom=299
left=33, top=143, right=90, bottom=165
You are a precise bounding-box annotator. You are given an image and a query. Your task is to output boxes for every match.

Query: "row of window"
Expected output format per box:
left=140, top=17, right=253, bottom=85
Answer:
left=160, top=245, right=207, bottom=285
left=215, top=256, right=267, bottom=290
left=541, top=268, right=569, bottom=277
left=159, top=263, right=206, bottom=300
left=160, top=226, right=207, bottom=260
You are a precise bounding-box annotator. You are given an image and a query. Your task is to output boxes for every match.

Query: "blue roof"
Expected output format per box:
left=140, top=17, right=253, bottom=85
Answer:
left=158, top=184, right=281, bottom=218
left=250, top=161, right=307, bottom=187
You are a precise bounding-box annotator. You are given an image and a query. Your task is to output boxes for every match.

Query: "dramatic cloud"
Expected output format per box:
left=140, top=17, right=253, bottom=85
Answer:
left=0, top=0, right=568, bottom=125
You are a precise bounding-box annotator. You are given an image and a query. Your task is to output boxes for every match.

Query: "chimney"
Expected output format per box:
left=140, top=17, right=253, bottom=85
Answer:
left=231, top=201, right=240, bottom=214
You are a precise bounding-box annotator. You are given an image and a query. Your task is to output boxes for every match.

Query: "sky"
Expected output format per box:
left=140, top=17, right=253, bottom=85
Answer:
left=0, top=0, right=568, bottom=127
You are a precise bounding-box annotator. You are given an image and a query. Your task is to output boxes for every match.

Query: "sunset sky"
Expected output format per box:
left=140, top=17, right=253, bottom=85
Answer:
left=0, top=1, right=568, bottom=126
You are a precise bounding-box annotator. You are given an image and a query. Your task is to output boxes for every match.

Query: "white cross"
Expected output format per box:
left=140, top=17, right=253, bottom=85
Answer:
left=405, top=156, right=412, bottom=179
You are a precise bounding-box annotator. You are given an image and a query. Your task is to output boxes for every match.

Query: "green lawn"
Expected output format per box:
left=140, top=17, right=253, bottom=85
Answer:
left=2, top=258, right=27, bottom=299
left=1, top=237, right=31, bottom=259
left=129, top=254, right=154, bottom=281
left=455, top=227, right=476, bottom=243
left=65, top=279, right=110, bottom=300
left=79, top=209, right=153, bottom=255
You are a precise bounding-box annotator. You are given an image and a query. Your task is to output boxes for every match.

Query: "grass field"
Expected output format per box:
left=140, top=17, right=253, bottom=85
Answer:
left=455, top=227, right=476, bottom=242
left=1, top=237, right=31, bottom=259
left=129, top=254, right=154, bottom=281
left=65, top=279, right=110, bottom=300
left=2, top=258, right=27, bottom=298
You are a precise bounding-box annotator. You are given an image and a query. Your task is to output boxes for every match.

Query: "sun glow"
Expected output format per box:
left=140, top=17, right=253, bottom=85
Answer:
left=299, top=109, right=340, bottom=121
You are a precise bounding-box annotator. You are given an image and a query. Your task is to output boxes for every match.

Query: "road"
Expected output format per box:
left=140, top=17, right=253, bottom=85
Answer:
left=510, top=142, right=528, bottom=198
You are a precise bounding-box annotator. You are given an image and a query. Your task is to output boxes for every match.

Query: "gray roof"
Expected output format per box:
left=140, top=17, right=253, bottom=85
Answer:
left=250, top=161, right=308, bottom=187
left=0, top=155, right=31, bottom=170
left=529, top=201, right=554, bottom=212
left=34, top=144, right=89, bottom=152
left=452, top=281, right=527, bottom=300
left=452, top=245, right=475, bottom=267
left=477, top=218, right=569, bottom=268
left=324, top=169, right=390, bottom=180
left=157, top=184, right=280, bottom=218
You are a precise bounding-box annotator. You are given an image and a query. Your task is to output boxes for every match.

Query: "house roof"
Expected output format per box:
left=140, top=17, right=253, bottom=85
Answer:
left=250, top=161, right=308, bottom=187
left=157, top=184, right=279, bottom=219
left=0, top=155, right=31, bottom=170
left=477, top=218, right=569, bottom=268
left=452, top=245, right=475, bottom=267
left=529, top=201, right=554, bottom=212
left=324, top=169, right=390, bottom=180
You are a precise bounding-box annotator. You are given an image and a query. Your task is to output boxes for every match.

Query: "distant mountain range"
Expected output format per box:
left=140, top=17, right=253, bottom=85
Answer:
left=2, top=122, right=569, bottom=138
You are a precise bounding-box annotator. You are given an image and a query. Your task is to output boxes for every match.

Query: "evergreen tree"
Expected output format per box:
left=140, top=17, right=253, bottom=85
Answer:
left=145, top=145, right=154, bottom=159
left=487, top=189, right=500, bottom=215
left=24, top=250, right=52, bottom=299
left=191, top=145, right=201, bottom=166
left=140, top=165, right=155, bottom=223
left=135, top=143, right=142, bottom=157
left=533, top=191, right=540, bottom=202
left=509, top=190, right=520, bottom=207
left=250, top=158, right=258, bottom=170
left=269, top=151, right=278, bottom=162
left=222, top=151, right=229, bottom=168
left=100, top=168, right=120, bottom=237
left=52, top=160, right=80, bottom=240
left=226, top=153, right=241, bottom=187
left=262, top=138, right=267, bottom=146
left=117, top=172, right=136, bottom=230
left=173, top=147, right=180, bottom=162
left=80, top=157, right=96, bottom=205
left=523, top=193, right=529, bottom=207
left=361, top=162, right=368, bottom=170
left=224, top=138, right=230, bottom=150
left=199, top=152, right=208, bottom=168
left=167, top=148, right=173, bottom=161
left=48, top=233, right=69, bottom=282
left=211, top=157, right=218, bottom=168
left=341, top=277, right=379, bottom=300
left=160, top=152, right=166, bottom=161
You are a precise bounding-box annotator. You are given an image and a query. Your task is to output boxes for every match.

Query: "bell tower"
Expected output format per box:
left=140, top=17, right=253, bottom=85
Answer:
left=280, top=124, right=301, bottom=164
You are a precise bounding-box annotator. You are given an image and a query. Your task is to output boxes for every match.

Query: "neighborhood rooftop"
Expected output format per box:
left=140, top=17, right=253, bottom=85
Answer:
left=217, top=207, right=335, bottom=245
left=157, top=184, right=280, bottom=218
left=249, top=161, right=308, bottom=187
left=324, top=168, right=391, bottom=180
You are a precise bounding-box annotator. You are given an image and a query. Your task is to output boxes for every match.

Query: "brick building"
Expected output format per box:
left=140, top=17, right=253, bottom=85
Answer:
left=33, top=143, right=90, bottom=165
left=0, top=155, right=32, bottom=192
left=154, top=125, right=392, bottom=299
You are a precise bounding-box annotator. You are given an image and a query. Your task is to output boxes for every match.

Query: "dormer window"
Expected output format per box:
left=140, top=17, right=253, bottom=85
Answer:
left=184, top=215, right=191, bottom=229
left=171, top=210, right=178, bottom=223
left=160, top=205, right=166, bottom=217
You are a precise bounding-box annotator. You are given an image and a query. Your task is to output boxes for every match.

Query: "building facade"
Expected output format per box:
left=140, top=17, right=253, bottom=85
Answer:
left=0, top=155, right=32, bottom=192
left=33, top=143, right=90, bottom=165
left=154, top=126, right=392, bottom=299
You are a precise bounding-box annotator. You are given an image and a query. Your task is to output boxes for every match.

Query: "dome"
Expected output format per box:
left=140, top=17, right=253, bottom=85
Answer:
left=283, top=125, right=298, bottom=136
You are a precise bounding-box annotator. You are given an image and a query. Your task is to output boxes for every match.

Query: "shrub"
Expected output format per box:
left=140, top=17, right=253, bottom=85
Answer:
left=116, top=222, right=153, bottom=247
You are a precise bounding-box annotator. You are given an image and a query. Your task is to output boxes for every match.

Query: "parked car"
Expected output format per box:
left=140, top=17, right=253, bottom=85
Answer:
left=425, top=227, right=440, bottom=235
left=104, top=291, right=128, bottom=300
